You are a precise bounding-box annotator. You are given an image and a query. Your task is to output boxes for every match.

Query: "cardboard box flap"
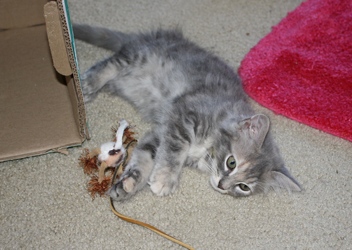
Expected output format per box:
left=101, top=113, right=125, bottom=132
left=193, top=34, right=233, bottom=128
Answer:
left=44, top=1, right=72, bottom=76
left=0, top=0, right=48, bottom=29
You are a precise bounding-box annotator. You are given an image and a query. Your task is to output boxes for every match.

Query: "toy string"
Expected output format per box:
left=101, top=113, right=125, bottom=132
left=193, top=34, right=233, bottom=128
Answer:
left=109, top=140, right=195, bottom=250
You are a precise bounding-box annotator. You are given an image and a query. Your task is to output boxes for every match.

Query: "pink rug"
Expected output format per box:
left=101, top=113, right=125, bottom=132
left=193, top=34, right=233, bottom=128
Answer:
left=239, top=0, right=352, bottom=142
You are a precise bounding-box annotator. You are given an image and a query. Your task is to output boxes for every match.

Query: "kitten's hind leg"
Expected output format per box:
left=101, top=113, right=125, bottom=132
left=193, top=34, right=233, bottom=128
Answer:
left=81, top=57, right=118, bottom=102
left=108, top=131, right=159, bottom=201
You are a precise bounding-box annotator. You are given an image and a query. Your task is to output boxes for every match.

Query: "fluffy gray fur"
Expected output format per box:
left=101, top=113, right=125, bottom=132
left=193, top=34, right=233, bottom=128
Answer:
left=73, top=24, right=301, bottom=200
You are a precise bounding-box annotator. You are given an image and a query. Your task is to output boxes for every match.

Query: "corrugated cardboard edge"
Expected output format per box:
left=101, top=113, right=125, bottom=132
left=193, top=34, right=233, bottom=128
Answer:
left=44, top=1, right=72, bottom=76
left=56, top=0, right=90, bottom=140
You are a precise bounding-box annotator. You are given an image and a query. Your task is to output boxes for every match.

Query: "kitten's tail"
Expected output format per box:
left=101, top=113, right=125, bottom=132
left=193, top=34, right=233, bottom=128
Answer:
left=72, top=24, right=132, bottom=52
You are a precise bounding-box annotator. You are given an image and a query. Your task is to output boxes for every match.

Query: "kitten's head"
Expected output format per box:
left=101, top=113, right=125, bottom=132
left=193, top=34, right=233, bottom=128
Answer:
left=209, top=114, right=301, bottom=197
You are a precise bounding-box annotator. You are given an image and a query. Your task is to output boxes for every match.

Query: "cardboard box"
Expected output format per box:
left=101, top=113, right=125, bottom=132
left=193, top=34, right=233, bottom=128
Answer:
left=0, top=0, right=89, bottom=162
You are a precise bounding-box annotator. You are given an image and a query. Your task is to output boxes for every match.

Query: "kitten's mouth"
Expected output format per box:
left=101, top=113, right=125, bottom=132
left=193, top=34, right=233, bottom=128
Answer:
left=210, top=176, right=228, bottom=194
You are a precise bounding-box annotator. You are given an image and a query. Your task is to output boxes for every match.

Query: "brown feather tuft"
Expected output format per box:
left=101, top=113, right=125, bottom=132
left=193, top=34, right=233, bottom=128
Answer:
left=79, top=148, right=99, bottom=175
left=87, top=175, right=112, bottom=199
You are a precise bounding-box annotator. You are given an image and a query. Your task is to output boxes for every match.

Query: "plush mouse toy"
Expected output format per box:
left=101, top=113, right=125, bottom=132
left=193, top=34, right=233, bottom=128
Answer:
left=79, top=119, right=137, bottom=198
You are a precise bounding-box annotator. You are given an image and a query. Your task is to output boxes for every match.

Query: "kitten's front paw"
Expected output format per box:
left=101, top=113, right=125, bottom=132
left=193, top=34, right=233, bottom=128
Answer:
left=108, top=169, right=141, bottom=201
left=149, top=170, right=179, bottom=196
left=107, top=181, right=128, bottom=201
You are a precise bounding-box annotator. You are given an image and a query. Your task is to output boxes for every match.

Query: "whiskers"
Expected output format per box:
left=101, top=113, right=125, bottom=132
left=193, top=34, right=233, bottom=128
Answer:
left=252, top=181, right=267, bottom=194
left=199, top=152, right=218, bottom=177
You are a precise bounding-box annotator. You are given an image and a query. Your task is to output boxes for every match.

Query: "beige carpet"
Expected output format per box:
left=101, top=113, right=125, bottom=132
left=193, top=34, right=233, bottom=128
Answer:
left=1, top=0, right=351, bottom=249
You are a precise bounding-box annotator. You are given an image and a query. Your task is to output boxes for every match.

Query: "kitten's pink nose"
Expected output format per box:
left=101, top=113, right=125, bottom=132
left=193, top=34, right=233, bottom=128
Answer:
left=218, top=180, right=225, bottom=190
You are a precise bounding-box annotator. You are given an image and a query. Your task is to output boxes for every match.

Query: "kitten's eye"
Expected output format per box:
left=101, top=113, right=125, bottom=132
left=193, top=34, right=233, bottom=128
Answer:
left=238, top=183, right=250, bottom=192
left=226, top=155, right=237, bottom=169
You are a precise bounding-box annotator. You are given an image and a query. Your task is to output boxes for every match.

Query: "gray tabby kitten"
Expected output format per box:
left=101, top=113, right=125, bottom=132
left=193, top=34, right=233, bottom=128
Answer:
left=73, top=24, right=301, bottom=201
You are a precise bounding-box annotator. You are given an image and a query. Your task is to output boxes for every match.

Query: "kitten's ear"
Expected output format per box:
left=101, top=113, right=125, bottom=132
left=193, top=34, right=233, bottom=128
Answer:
left=240, top=114, right=270, bottom=148
left=270, top=169, right=302, bottom=193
